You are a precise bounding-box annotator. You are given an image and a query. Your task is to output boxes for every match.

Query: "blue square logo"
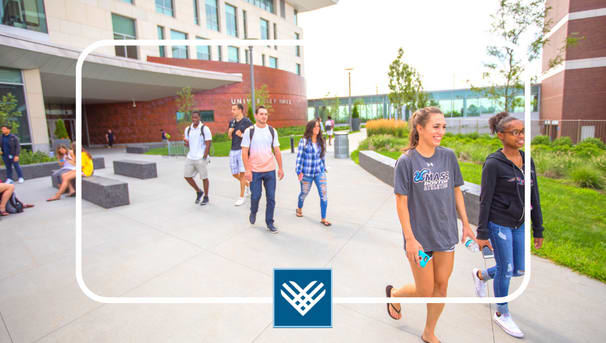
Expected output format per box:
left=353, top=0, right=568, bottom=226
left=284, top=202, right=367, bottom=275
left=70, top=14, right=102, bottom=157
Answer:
left=273, top=269, right=332, bottom=328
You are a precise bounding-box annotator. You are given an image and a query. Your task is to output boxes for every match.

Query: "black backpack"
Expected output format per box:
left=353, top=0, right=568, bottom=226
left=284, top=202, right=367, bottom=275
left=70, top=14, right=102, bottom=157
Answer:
left=248, top=125, right=275, bottom=156
left=5, top=193, right=24, bottom=214
left=186, top=123, right=207, bottom=141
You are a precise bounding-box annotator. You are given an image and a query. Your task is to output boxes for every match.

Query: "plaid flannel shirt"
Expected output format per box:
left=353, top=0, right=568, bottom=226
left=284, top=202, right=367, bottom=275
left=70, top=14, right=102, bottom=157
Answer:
left=295, top=138, right=326, bottom=177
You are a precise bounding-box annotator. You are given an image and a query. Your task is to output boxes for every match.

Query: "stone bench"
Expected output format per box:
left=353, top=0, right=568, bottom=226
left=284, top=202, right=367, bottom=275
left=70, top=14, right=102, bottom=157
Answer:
left=113, top=160, right=157, bottom=179
left=126, top=142, right=166, bottom=154
left=82, top=176, right=130, bottom=209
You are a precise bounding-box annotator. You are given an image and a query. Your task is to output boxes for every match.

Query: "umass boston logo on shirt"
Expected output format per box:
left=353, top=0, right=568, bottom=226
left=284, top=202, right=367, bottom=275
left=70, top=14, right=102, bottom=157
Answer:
left=413, top=167, right=450, bottom=191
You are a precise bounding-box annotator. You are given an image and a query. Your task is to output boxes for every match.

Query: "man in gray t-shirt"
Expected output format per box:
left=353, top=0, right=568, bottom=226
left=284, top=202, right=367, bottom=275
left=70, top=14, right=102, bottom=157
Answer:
left=394, top=146, right=464, bottom=252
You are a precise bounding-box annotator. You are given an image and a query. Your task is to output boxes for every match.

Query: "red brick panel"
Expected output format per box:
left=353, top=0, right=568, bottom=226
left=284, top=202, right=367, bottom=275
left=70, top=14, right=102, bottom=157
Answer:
left=546, top=0, right=570, bottom=27
left=542, top=22, right=570, bottom=73
left=566, top=17, right=606, bottom=60
left=562, top=67, right=606, bottom=120
left=569, top=0, right=606, bottom=12
left=540, top=72, right=565, bottom=121
left=85, top=59, right=308, bottom=145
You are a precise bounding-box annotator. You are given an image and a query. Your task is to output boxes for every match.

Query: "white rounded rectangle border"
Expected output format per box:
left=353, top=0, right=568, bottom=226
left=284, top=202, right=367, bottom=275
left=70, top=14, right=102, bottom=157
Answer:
left=75, top=39, right=533, bottom=304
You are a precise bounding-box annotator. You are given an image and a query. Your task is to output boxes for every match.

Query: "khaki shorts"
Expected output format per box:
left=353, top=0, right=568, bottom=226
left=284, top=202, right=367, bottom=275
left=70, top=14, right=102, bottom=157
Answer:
left=184, top=158, right=209, bottom=179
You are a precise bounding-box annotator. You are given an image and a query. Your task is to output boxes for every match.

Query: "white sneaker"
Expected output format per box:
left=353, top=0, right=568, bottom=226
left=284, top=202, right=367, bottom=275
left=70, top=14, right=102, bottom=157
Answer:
left=5, top=178, right=13, bottom=184
left=235, top=197, right=245, bottom=206
left=494, top=312, right=524, bottom=338
left=18, top=177, right=24, bottom=184
left=472, top=268, right=487, bottom=297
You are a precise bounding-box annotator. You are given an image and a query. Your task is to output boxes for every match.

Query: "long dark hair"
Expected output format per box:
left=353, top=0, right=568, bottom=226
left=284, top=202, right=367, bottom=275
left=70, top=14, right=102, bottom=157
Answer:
left=303, top=120, right=326, bottom=158
left=402, top=106, right=443, bottom=153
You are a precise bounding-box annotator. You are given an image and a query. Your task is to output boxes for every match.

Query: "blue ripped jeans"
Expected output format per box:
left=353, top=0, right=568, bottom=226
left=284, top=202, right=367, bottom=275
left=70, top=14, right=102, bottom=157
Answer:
left=481, top=221, right=525, bottom=315
left=297, top=173, right=328, bottom=219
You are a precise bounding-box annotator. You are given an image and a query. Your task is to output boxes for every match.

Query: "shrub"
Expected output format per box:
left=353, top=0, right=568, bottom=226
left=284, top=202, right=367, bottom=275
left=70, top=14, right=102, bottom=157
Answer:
left=580, top=137, right=606, bottom=150
left=276, top=125, right=306, bottom=136
left=532, top=135, right=551, bottom=145
left=365, top=119, right=408, bottom=138
left=570, top=166, right=604, bottom=189
left=352, top=104, right=360, bottom=119
left=552, top=136, right=573, bottom=148
left=212, top=133, right=229, bottom=142
left=53, top=119, right=69, bottom=139
left=573, top=143, right=604, bottom=159
left=592, top=155, right=606, bottom=173
left=17, top=150, right=55, bottom=165
left=366, top=134, right=406, bottom=151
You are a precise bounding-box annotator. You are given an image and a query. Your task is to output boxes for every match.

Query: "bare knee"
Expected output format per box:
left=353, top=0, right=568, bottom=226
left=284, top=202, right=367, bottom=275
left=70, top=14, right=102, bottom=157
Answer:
left=416, top=285, right=434, bottom=297
left=433, top=281, right=448, bottom=297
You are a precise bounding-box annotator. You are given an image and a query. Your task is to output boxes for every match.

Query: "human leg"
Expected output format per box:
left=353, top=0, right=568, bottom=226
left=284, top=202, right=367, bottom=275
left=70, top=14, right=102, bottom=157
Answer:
left=312, top=173, right=328, bottom=221
left=297, top=175, right=312, bottom=214
left=423, top=251, right=454, bottom=343
left=0, top=183, right=15, bottom=213
left=2, top=156, right=13, bottom=181
left=263, top=171, right=277, bottom=226
left=388, top=253, right=436, bottom=319
left=48, top=170, right=75, bottom=200
left=249, top=172, right=262, bottom=216
left=487, top=222, right=514, bottom=315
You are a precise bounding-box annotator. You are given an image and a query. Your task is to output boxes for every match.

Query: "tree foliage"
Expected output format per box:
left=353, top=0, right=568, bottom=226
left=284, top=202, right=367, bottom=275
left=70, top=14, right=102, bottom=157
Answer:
left=0, top=92, right=21, bottom=134
left=387, top=48, right=424, bottom=118
left=54, top=119, right=69, bottom=139
left=321, top=92, right=341, bottom=122
left=176, top=87, right=195, bottom=116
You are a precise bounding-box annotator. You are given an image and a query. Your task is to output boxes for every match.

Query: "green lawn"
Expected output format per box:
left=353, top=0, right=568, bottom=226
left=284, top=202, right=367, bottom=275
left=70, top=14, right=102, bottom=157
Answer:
left=369, top=150, right=606, bottom=282
left=145, top=135, right=301, bottom=157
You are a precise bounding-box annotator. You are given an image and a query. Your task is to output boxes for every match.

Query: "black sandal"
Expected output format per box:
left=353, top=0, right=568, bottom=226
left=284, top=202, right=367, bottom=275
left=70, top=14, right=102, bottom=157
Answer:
left=385, top=285, right=401, bottom=320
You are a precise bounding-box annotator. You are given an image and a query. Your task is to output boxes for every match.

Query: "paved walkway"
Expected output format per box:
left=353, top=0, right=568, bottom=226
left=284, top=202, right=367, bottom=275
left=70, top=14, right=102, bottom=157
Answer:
left=0, top=131, right=604, bottom=342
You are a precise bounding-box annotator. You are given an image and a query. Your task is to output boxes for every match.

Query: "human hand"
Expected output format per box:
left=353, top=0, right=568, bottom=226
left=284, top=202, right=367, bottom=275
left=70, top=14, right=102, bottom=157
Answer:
left=278, top=169, right=284, bottom=180
left=14, top=156, right=19, bottom=162
left=476, top=239, right=493, bottom=251
left=460, top=224, right=476, bottom=244
left=235, top=130, right=242, bottom=137
left=405, top=239, right=424, bottom=267
left=298, top=173, right=303, bottom=182
left=245, top=170, right=252, bottom=182
left=534, top=237, right=544, bottom=249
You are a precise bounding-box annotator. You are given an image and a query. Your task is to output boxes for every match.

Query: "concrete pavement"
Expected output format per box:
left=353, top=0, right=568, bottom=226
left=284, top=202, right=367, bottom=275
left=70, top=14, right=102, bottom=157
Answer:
left=0, top=131, right=604, bottom=342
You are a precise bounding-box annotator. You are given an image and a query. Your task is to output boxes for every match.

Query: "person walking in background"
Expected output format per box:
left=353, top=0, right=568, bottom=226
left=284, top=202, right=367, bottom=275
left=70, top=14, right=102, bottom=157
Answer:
left=325, top=116, right=335, bottom=146
left=228, top=104, right=253, bottom=206
left=183, top=111, right=212, bottom=206
left=471, top=112, right=544, bottom=339
left=385, top=107, right=476, bottom=343
left=1, top=124, right=24, bottom=184
left=295, top=120, right=331, bottom=227
left=105, top=129, right=116, bottom=148
left=241, top=106, right=284, bottom=233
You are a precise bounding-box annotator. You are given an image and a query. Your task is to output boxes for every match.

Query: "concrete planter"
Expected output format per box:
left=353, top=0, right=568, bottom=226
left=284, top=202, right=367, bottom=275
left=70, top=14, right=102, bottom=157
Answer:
left=351, top=118, right=361, bottom=131
left=1, top=157, right=105, bottom=180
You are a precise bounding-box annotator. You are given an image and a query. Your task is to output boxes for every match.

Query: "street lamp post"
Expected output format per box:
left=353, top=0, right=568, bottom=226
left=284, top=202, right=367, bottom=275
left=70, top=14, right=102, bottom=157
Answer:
left=345, top=67, right=353, bottom=128
left=249, top=45, right=255, bottom=115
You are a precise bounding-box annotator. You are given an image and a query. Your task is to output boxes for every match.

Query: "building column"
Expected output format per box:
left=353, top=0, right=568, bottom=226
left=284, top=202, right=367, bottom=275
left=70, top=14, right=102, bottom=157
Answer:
left=22, top=69, right=49, bottom=153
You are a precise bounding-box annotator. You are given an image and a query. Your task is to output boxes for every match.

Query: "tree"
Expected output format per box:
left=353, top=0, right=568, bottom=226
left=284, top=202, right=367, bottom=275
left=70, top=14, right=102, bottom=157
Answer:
left=471, top=0, right=548, bottom=112
left=246, top=84, right=273, bottom=121
left=322, top=92, right=341, bottom=122
left=415, top=92, right=435, bottom=110
left=176, top=87, right=195, bottom=122
left=0, top=92, right=21, bottom=134
left=387, top=48, right=423, bottom=120
left=54, top=119, right=69, bottom=139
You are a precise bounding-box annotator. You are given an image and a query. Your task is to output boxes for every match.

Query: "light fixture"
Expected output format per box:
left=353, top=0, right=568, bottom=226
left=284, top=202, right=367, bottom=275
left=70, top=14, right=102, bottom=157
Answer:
left=132, top=99, right=136, bottom=108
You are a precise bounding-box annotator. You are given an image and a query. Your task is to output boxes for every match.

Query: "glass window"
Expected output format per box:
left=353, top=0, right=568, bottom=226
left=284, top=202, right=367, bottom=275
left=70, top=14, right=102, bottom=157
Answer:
left=121, top=0, right=133, bottom=3
left=296, top=63, right=301, bottom=75
left=200, top=110, right=214, bottom=122
left=295, top=32, right=300, bottom=57
left=225, top=3, right=237, bottom=37
left=170, top=30, right=188, bottom=59
left=294, top=9, right=298, bottom=25
left=262, top=54, right=266, bottom=66
left=196, top=37, right=211, bottom=60
left=112, top=14, right=137, bottom=59
left=217, top=46, right=222, bottom=61
left=193, top=0, right=199, bottom=24
left=273, top=23, right=277, bottom=49
left=0, top=68, right=30, bottom=144
left=260, top=18, right=269, bottom=40
left=157, top=26, right=165, bottom=57
left=1, top=0, right=48, bottom=33
left=155, top=0, right=174, bottom=16
left=205, top=0, right=219, bottom=31
left=245, top=0, right=274, bottom=13
left=245, top=49, right=249, bottom=64
left=280, top=0, right=285, bottom=17
left=242, top=10, right=248, bottom=39
left=269, top=56, right=277, bottom=69
left=228, top=46, right=239, bottom=63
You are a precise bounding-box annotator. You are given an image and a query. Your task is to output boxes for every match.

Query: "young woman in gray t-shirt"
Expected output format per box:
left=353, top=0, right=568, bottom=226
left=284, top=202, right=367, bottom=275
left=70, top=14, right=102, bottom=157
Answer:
left=385, top=107, right=476, bottom=343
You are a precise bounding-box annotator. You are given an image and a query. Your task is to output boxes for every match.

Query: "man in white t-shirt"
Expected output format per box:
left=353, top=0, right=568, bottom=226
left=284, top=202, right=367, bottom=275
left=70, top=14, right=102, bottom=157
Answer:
left=241, top=106, right=284, bottom=233
left=183, top=111, right=212, bottom=206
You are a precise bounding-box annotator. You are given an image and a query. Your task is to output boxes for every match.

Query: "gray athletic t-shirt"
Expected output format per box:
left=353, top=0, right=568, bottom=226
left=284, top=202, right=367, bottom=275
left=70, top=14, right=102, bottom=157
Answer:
left=393, top=147, right=464, bottom=252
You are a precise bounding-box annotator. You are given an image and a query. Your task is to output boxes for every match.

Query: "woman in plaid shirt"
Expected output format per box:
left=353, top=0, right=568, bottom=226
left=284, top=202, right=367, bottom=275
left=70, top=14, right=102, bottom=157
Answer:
left=295, top=120, right=331, bottom=226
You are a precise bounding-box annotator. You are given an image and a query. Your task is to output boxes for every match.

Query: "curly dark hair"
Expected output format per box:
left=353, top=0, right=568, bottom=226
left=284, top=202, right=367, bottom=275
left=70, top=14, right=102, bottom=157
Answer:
left=303, top=120, right=326, bottom=158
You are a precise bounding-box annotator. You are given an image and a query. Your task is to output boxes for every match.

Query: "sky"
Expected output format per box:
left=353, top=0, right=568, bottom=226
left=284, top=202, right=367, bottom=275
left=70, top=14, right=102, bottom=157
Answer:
left=298, top=0, right=541, bottom=99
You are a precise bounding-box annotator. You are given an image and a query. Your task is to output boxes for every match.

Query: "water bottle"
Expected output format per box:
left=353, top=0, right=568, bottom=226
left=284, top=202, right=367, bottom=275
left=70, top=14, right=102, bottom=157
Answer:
left=465, top=238, right=479, bottom=252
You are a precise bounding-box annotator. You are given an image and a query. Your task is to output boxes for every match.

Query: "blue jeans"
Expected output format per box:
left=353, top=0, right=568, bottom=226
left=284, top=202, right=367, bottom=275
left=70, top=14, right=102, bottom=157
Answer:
left=250, top=171, right=276, bottom=226
left=481, top=221, right=525, bottom=315
left=2, top=156, right=23, bottom=180
left=297, top=173, right=328, bottom=219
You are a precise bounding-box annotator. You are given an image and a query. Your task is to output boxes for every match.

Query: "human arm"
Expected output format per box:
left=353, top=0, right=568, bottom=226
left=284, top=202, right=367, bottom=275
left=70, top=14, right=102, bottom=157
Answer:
left=530, top=158, right=544, bottom=248
left=241, top=128, right=252, bottom=181
left=395, top=194, right=423, bottom=266
left=275, top=146, right=284, bottom=180
left=203, top=127, right=212, bottom=159
left=476, top=159, right=497, bottom=244
left=227, top=120, right=234, bottom=139
left=295, top=139, right=305, bottom=180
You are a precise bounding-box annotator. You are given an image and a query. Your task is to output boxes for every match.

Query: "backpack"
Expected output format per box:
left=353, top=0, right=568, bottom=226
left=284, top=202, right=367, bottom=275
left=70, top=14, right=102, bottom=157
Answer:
left=5, top=193, right=23, bottom=214
left=186, top=123, right=206, bottom=141
left=248, top=125, right=275, bottom=156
